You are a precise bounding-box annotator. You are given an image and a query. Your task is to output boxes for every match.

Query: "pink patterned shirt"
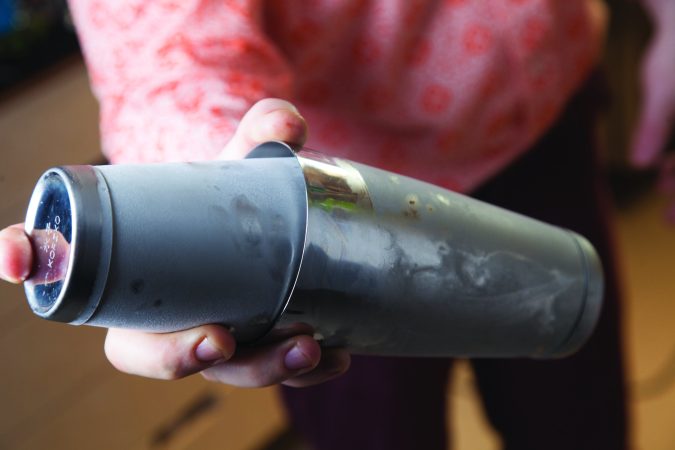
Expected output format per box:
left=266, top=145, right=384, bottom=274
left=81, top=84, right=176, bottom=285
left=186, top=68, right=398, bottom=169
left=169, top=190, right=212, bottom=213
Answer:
left=68, top=0, right=603, bottom=192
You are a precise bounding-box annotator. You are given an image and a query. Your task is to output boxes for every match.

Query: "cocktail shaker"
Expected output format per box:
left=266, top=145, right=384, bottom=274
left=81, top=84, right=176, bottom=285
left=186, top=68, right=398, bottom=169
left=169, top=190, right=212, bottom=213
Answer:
left=23, top=141, right=603, bottom=358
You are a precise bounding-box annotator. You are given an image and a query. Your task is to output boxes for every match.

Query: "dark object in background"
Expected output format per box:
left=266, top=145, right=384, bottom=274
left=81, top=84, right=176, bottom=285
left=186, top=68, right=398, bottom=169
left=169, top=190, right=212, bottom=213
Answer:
left=602, top=0, right=675, bottom=207
left=0, top=0, right=78, bottom=93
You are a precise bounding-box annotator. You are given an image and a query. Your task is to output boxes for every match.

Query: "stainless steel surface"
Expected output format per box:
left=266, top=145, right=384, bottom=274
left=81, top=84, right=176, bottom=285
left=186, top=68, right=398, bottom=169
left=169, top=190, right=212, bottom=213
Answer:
left=296, top=149, right=373, bottom=213
left=280, top=149, right=603, bottom=357
left=25, top=166, right=113, bottom=324
left=24, top=157, right=308, bottom=343
left=22, top=141, right=604, bottom=357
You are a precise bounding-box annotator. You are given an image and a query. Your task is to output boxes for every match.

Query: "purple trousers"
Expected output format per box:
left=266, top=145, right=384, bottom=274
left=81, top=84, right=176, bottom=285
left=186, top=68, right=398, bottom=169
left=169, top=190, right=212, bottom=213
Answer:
left=280, top=74, right=629, bottom=450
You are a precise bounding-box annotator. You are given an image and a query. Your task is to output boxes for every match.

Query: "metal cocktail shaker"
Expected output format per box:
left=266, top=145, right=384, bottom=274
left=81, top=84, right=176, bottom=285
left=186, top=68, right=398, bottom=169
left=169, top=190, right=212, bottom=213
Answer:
left=23, top=141, right=603, bottom=358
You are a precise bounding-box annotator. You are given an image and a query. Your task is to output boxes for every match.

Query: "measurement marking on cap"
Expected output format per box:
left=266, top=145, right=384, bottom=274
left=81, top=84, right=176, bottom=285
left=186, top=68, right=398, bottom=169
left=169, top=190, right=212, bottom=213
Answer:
left=41, top=215, right=61, bottom=282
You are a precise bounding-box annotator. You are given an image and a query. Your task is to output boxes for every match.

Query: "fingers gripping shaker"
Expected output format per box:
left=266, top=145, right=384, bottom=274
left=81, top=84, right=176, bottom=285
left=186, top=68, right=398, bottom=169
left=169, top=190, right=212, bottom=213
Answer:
left=23, top=142, right=603, bottom=358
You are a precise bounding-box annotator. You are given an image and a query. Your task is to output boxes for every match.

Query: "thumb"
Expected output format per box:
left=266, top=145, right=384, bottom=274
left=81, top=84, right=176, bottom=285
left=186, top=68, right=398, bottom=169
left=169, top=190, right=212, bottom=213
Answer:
left=219, top=98, right=308, bottom=160
left=0, top=224, right=32, bottom=284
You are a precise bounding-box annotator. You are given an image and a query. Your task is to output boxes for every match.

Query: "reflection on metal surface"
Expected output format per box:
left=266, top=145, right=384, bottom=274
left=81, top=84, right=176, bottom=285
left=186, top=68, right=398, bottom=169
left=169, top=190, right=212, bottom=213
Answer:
left=296, top=150, right=373, bottom=214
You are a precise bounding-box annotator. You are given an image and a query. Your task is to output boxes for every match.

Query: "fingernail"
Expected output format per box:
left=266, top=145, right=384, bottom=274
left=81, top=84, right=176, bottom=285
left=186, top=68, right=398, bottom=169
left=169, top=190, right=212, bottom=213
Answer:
left=284, top=345, right=313, bottom=371
left=255, top=109, right=305, bottom=139
left=270, top=100, right=299, bottom=114
left=195, top=338, right=226, bottom=363
left=0, top=234, right=29, bottom=283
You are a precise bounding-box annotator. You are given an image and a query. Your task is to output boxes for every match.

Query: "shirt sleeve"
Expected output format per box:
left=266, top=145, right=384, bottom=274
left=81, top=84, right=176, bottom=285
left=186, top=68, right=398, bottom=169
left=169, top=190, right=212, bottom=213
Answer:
left=68, top=0, right=293, bottom=163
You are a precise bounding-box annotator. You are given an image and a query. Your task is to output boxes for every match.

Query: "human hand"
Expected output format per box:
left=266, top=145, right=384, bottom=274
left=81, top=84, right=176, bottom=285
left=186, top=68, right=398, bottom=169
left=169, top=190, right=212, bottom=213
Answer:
left=217, top=97, right=309, bottom=160
left=631, top=0, right=675, bottom=222
left=0, top=98, right=351, bottom=388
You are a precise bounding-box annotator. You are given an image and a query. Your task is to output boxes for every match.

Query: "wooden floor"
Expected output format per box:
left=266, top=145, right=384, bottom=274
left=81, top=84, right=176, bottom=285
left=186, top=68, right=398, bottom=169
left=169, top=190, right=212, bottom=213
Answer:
left=1, top=60, right=674, bottom=450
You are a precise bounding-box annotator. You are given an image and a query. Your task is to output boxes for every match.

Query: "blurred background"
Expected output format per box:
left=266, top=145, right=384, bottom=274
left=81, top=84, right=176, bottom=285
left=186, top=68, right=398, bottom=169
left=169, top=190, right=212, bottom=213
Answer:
left=1, top=1, right=674, bottom=449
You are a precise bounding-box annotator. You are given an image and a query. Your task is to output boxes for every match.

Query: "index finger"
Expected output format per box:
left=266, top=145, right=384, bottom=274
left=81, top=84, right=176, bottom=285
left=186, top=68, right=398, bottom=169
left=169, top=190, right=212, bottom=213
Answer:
left=219, top=98, right=308, bottom=159
left=0, top=223, right=32, bottom=283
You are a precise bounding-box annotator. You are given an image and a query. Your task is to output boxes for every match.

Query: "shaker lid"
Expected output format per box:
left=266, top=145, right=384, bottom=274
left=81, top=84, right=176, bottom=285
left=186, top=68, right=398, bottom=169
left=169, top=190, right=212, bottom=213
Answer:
left=24, top=166, right=112, bottom=324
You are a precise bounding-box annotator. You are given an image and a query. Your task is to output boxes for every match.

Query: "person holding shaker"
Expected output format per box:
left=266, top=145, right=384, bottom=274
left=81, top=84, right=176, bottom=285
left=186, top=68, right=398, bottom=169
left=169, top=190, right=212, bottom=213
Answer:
left=2, top=0, right=675, bottom=449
